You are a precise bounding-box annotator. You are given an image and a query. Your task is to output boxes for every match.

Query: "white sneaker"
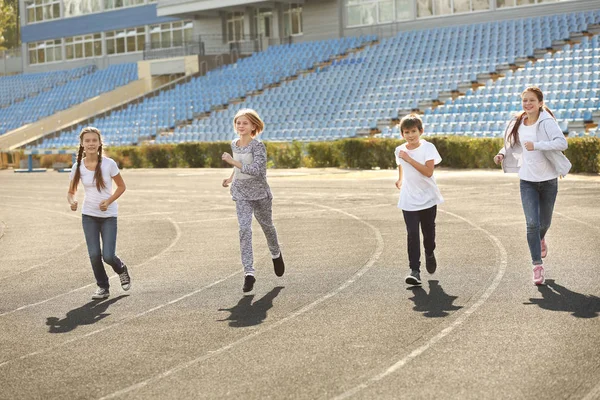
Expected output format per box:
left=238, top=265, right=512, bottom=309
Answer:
left=92, top=287, right=110, bottom=299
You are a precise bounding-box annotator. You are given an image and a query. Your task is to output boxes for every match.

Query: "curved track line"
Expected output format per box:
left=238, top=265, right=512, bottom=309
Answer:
left=0, top=270, right=240, bottom=368
left=97, top=202, right=384, bottom=400
left=555, top=211, right=600, bottom=232
left=0, top=218, right=182, bottom=318
left=332, top=208, right=508, bottom=400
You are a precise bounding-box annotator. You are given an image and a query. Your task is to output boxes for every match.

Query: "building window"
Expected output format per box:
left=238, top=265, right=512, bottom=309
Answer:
left=149, top=21, right=192, bottom=49
left=106, top=27, right=145, bottom=55
left=283, top=4, right=303, bottom=36
left=25, top=0, right=60, bottom=23
left=347, top=0, right=409, bottom=27
left=63, top=0, right=102, bottom=17
left=103, top=0, right=144, bottom=11
left=28, top=39, right=62, bottom=65
left=226, top=12, right=245, bottom=42
left=65, top=34, right=102, bottom=59
left=256, top=9, right=273, bottom=38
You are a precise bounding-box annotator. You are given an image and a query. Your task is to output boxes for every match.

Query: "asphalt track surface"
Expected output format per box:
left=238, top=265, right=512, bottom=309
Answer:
left=0, top=168, right=599, bottom=400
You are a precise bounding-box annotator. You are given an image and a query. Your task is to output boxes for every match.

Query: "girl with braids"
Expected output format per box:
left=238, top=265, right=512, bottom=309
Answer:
left=67, top=127, right=131, bottom=299
left=221, top=109, right=285, bottom=293
left=494, top=86, right=571, bottom=285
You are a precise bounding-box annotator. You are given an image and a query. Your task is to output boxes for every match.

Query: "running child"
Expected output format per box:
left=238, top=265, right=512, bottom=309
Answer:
left=68, top=127, right=131, bottom=299
left=395, top=114, right=444, bottom=286
left=222, top=109, right=285, bottom=292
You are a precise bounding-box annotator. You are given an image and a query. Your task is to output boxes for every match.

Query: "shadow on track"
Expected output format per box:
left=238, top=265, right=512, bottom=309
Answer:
left=46, top=295, right=128, bottom=333
left=218, top=286, right=284, bottom=327
left=407, top=280, right=462, bottom=318
left=524, top=279, right=600, bottom=318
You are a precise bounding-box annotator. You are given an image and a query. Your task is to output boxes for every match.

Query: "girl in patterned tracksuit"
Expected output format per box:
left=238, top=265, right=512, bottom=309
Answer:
left=222, top=109, right=285, bottom=292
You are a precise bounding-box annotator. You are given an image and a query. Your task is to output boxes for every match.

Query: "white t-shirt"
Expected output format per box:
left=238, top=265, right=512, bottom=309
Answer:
left=518, top=122, right=559, bottom=182
left=70, top=157, right=120, bottom=217
left=395, top=140, right=444, bottom=211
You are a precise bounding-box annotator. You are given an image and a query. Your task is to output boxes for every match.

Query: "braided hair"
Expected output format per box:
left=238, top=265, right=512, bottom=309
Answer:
left=507, top=86, right=556, bottom=147
left=70, top=127, right=106, bottom=193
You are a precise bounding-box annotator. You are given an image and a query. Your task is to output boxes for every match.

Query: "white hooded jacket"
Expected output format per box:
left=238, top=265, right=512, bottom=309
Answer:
left=497, top=110, right=572, bottom=177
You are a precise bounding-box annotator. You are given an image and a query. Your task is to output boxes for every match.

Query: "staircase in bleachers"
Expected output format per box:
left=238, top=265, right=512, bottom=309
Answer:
left=0, top=63, right=138, bottom=136
left=422, top=34, right=600, bottom=139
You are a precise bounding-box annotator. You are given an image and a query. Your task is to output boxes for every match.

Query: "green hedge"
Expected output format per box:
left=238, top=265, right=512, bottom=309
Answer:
left=105, top=137, right=600, bottom=174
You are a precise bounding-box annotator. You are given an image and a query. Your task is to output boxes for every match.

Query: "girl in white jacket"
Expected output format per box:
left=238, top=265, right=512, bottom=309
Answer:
left=494, top=86, right=571, bottom=285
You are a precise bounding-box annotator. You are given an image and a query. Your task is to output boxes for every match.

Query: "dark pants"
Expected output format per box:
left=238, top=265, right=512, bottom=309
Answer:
left=519, top=178, right=558, bottom=265
left=82, top=215, right=125, bottom=289
left=402, top=205, right=437, bottom=272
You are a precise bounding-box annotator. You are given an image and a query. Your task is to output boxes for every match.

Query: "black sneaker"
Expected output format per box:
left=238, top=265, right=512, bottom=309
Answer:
left=273, top=253, right=285, bottom=277
left=405, top=270, right=422, bottom=286
left=425, top=253, right=437, bottom=274
left=242, top=275, right=256, bottom=292
left=119, top=264, right=131, bottom=291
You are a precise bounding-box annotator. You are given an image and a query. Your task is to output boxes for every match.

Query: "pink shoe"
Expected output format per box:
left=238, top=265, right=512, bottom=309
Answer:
left=541, top=238, right=548, bottom=258
left=532, top=264, right=545, bottom=285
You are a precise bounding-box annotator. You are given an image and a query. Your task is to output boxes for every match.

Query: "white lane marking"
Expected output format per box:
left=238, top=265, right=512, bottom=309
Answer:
left=0, top=218, right=182, bottom=318
left=555, top=211, right=600, bottom=231
left=582, top=382, right=600, bottom=400
left=332, top=209, right=508, bottom=400
left=0, top=270, right=241, bottom=368
left=98, top=203, right=384, bottom=400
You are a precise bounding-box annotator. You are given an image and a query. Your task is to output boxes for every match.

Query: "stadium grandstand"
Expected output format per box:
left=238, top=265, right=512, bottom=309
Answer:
left=0, top=0, right=599, bottom=152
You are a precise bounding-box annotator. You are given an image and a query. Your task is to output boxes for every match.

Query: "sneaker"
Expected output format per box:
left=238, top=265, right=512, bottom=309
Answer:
left=405, top=270, right=422, bottom=286
left=92, top=287, right=110, bottom=300
left=119, top=264, right=131, bottom=291
left=273, top=253, right=285, bottom=277
left=242, top=275, right=256, bottom=293
left=532, top=264, right=545, bottom=285
left=425, top=253, right=437, bottom=274
left=541, top=238, right=548, bottom=259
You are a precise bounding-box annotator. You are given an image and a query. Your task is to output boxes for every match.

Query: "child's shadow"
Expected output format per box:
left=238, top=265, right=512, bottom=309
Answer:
left=46, top=295, right=128, bottom=333
left=218, top=286, right=284, bottom=327
left=407, top=280, right=462, bottom=318
left=524, top=279, right=600, bottom=318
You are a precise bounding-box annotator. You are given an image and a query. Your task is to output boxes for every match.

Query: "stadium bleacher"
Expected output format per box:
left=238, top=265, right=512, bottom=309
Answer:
left=23, top=9, right=600, bottom=148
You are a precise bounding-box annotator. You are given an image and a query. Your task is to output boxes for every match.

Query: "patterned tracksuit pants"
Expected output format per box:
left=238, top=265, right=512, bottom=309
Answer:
left=235, top=198, right=280, bottom=276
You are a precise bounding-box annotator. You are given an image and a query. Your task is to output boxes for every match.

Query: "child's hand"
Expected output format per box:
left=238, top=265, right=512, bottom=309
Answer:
left=493, top=154, right=504, bottom=165
left=99, top=200, right=109, bottom=211
left=222, top=177, right=232, bottom=187
left=221, top=152, right=233, bottom=164
left=523, top=141, right=534, bottom=151
left=398, top=150, right=411, bottom=162
left=395, top=180, right=402, bottom=190
left=70, top=200, right=78, bottom=211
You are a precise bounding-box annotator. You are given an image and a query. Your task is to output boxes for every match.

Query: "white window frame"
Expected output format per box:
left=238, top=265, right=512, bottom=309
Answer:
left=283, top=4, right=303, bottom=36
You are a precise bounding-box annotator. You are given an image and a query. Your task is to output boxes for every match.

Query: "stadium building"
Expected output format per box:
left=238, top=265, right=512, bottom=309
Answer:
left=0, top=0, right=599, bottom=159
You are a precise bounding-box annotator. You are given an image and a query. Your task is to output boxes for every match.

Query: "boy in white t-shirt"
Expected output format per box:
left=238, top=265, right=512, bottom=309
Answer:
left=394, top=114, right=444, bottom=286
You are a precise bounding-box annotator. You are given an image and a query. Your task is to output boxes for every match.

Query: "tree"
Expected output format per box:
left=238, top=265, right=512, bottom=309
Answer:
left=0, top=0, right=18, bottom=50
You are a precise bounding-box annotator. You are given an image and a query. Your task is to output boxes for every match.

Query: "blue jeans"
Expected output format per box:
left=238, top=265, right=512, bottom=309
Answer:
left=82, top=215, right=124, bottom=289
left=519, top=179, right=558, bottom=265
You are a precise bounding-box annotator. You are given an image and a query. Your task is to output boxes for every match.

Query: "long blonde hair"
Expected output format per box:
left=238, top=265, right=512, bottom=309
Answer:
left=233, top=109, right=265, bottom=137
left=507, top=86, right=556, bottom=147
left=70, top=127, right=106, bottom=193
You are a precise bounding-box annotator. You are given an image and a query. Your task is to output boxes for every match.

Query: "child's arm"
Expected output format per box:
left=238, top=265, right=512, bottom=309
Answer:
left=223, top=142, right=266, bottom=177
left=395, top=164, right=402, bottom=189
left=67, top=181, right=78, bottom=211
left=222, top=170, right=234, bottom=187
left=398, top=151, right=435, bottom=177
left=99, top=174, right=126, bottom=212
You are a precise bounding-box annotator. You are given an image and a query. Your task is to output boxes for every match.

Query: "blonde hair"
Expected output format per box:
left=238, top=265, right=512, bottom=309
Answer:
left=233, top=108, right=265, bottom=137
left=70, top=126, right=106, bottom=193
